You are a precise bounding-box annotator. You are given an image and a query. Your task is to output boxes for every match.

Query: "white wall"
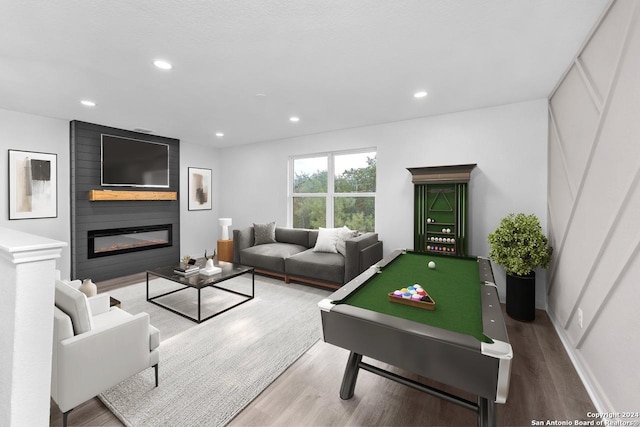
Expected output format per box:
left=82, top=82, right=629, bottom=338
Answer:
left=0, top=109, right=71, bottom=278
left=547, top=0, right=640, bottom=413
left=220, top=99, right=549, bottom=306
left=179, top=140, right=221, bottom=258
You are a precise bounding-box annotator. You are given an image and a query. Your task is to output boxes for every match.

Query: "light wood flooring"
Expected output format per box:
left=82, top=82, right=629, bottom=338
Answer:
left=50, top=276, right=594, bottom=427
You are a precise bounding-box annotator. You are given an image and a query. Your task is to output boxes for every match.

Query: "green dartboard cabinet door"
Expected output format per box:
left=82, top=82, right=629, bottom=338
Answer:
left=407, top=164, right=476, bottom=256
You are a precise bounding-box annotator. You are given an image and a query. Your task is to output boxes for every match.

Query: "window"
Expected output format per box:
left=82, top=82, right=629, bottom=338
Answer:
left=290, top=149, right=376, bottom=231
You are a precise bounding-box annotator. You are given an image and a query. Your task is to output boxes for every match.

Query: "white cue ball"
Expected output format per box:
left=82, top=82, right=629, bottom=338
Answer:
left=428, top=261, right=436, bottom=269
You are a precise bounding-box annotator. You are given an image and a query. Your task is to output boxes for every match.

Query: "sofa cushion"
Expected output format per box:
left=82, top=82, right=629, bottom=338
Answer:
left=91, top=306, right=132, bottom=330
left=313, top=227, right=340, bottom=253
left=240, top=242, right=307, bottom=273
left=285, top=249, right=345, bottom=284
left=54, top=280, right=93, bottom=335
left=253, top=222, right=276, bottom=245
left=275, top=227, right=310, bottom=248
left=336, top=226, right=359, bottom=256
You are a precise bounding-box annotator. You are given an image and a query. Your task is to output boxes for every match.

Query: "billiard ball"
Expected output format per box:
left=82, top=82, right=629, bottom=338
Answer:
left=446, top=228, right=451, bottom=233
left=428, top=261, right=436, bottom=269
left=427, top=218, right=432, bottom=223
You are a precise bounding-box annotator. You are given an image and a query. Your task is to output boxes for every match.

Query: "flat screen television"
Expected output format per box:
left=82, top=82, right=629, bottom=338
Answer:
left=101, top=134, right=170, bottom=188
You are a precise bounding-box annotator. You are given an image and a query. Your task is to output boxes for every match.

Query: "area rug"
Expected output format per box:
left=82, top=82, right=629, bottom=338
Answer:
left=98, top=275, right=331, bottom=426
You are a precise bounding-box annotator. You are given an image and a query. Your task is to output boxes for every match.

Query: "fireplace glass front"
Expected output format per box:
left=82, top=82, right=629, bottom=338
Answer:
left=88, top=224, right=172, bottom=258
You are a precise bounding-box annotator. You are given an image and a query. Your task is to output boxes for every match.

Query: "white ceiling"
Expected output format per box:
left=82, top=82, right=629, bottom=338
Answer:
left=0, top=0, right=608, bottom=148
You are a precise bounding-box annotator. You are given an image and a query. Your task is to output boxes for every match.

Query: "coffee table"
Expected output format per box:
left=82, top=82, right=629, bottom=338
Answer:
left=146, top=259, right=254, bottom=323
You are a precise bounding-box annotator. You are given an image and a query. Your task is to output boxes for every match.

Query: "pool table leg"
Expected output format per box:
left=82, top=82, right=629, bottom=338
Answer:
left=477, top=396, right=496, bottom=427
left=339, top=352, right=363, bottom=400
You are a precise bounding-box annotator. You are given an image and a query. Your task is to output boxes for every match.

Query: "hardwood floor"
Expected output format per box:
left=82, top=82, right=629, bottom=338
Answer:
left=50, top=276, right=594, bottom=426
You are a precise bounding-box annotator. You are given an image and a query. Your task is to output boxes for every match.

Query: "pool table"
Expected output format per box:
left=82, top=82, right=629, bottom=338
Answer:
left=318, top=250, right=512, bottom=427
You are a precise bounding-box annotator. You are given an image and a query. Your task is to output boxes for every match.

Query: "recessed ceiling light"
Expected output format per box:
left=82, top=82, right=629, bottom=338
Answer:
left=255, top=93, right=267, bottom=97
left=414, top=91, right=428, bottom=98
left=289, top=116, right=300, bottom=122
left=153, top=59, right=172, bottom=70
left=215, top=132, right=224, bottom=137
left=80, top=100, right=96, bottom=107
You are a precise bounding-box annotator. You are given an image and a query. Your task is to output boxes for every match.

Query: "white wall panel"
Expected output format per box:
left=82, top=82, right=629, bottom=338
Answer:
left=547, top=115, right=574, bottom=238
left=579, top=252, right=640, bottom=412
left=567, top=174, right=640, bottom=345
left=547, top=0, right=640, bottom=414
left=549, top=65, right=600, bottom=190
left=579, top=0, right=634, bottom=103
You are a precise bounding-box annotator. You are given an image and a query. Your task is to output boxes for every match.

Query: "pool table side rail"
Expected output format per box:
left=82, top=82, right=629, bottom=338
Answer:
left=477, top=257, right=513, bottom=404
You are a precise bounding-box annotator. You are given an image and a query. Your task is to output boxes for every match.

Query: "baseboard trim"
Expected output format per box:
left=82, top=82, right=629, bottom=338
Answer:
left=546, top=307, right=611, bottom=414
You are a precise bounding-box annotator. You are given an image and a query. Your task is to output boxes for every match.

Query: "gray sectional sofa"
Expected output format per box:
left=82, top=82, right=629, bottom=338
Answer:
left=233, top=226, right=383, bottom=289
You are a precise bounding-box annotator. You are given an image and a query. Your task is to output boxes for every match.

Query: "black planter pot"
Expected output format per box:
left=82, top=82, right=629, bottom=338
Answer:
left=506, top=272, right=536, bottom=321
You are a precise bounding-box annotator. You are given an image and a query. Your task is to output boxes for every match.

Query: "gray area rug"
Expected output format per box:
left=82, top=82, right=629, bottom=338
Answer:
left=99, top=275, right=330, bottom=426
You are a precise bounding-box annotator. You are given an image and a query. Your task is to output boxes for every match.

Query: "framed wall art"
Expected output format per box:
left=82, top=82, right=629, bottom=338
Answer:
left=188, top=167, right=212, bottom=211
left=8, top=149, right=58, bottom=219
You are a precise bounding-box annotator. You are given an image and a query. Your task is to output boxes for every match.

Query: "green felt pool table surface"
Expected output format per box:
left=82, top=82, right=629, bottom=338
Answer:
left=335, top=251, right=490, bottom=342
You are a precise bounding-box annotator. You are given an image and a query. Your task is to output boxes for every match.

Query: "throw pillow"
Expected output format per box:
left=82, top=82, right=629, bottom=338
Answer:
left=254, top=222, right=276, bottom=245
left=313, top=227, right=340, bottom=253
left=336, top=226, right=359, bottom=256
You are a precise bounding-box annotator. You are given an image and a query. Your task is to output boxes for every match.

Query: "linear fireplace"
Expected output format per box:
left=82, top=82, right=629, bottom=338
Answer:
left=88, top=224, right=172, bottom=259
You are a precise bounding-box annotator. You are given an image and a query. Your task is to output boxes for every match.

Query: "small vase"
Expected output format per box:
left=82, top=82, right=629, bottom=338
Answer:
left=79, top=279, right=97, bottom=297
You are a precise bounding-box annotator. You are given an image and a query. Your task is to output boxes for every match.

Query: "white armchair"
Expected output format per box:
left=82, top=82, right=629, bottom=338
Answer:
left=51, top=278, right=160, bottom=427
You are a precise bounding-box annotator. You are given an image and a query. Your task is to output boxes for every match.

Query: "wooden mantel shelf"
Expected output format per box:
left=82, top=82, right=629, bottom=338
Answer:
left=89, top=190, right=177, bottom=201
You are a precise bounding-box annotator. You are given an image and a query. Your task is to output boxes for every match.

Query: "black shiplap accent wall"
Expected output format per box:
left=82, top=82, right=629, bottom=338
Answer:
left=70, top=121, right=180, bottom=281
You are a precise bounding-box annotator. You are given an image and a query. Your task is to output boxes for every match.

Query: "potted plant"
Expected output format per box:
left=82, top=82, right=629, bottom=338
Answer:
left=487, top=213, right=553, bottom=321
